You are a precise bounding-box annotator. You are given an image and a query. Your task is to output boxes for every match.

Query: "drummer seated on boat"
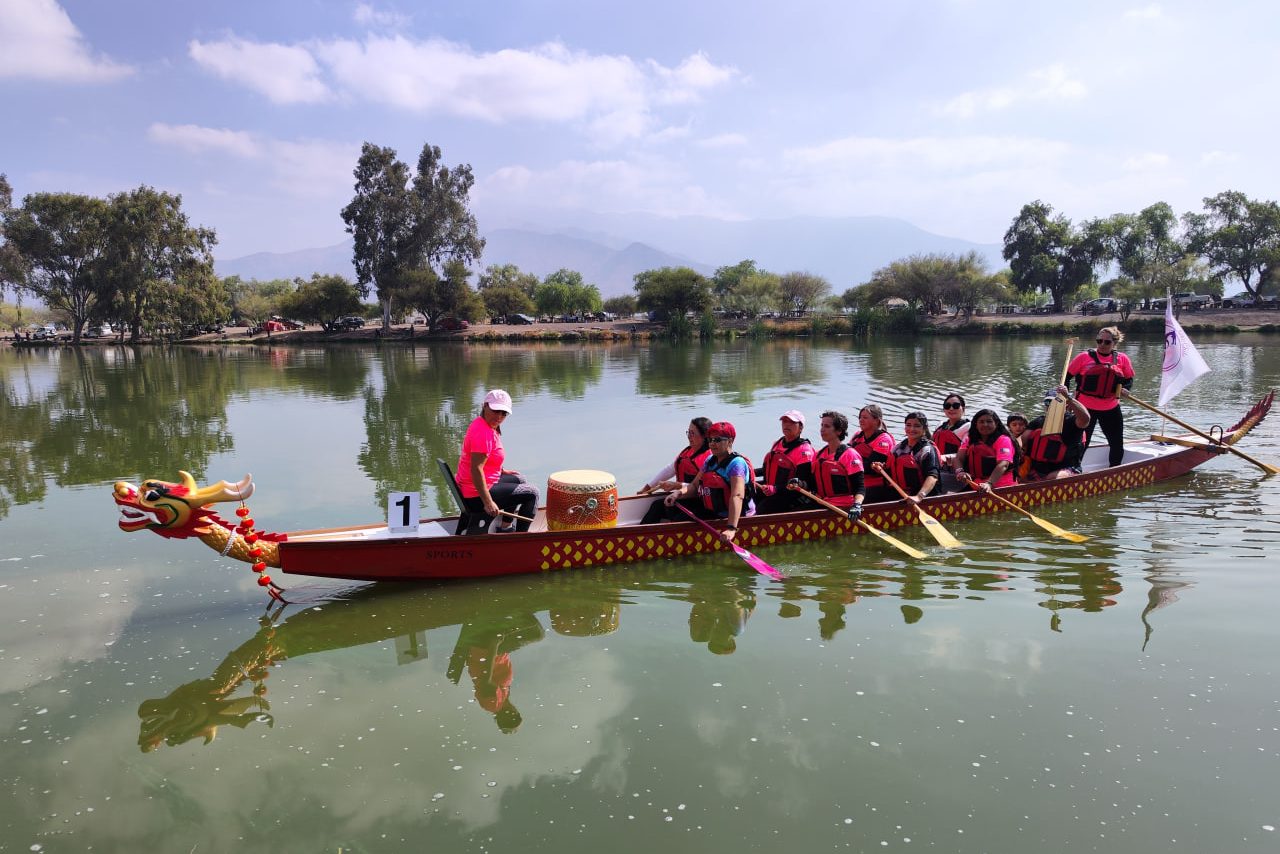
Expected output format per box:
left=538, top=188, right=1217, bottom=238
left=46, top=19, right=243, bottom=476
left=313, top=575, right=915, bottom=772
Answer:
left=456, top=389, right=539, bottom=533
left=954, top=408, right=1019, bottom=495
left=637, top=417, right=712, bottom=525
left=662, top=421, right=755, bottom=542
left=1021, top=385, right=1090, bottom=481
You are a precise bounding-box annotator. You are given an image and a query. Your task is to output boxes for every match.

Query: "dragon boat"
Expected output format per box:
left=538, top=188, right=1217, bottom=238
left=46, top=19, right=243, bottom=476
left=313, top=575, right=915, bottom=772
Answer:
left=112, top=392, right=1274, bottom=586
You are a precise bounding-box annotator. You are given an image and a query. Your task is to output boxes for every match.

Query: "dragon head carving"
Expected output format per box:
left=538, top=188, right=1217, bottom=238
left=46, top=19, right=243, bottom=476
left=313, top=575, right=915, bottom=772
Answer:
left=113, top=471, right=254, bottom=540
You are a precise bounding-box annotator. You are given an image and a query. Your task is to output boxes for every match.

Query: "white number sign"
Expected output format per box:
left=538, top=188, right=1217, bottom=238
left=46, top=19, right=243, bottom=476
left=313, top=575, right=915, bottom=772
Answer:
left=388, top=491, right=420, bottom=534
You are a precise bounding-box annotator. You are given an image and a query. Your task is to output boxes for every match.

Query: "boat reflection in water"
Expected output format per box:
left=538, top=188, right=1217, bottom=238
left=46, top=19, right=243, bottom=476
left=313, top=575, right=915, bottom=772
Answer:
left=137, top=553, right=1136, bottom=751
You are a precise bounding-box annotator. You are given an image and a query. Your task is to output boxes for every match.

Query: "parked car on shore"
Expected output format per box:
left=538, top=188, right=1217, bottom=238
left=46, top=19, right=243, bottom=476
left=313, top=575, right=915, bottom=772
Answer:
left=1082, top=298, right=1118, bottom=315
left=436, top=316, right=469, bottom=332
left=336, top=316, right=366, bottom=330
left=1222, top=293, right=1257, bottom=308
left=508, top=314, right=536, bottom=325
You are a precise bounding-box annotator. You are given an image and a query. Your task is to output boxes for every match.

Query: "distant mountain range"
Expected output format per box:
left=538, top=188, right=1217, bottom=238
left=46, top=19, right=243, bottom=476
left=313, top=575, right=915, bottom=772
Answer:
left=214, top=213, right=1003, bottom=298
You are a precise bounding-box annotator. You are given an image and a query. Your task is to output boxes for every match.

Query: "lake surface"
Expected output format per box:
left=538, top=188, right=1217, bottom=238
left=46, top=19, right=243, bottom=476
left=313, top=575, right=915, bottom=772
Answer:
left=2, top=335, right=1279, bottom=853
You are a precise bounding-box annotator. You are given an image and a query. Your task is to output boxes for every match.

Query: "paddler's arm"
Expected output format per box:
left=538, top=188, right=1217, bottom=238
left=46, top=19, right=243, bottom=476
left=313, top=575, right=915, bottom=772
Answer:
left=664, top=474, right=699, bottom=506
left=722, top=475, right=746, bottom=543
left=470, top=452, right=501, bottom=517
left=954, top=447, right=971, bottom=485
left=978, top=459, right=1010, bottom=494
left=1059, top=385, right=1091, bottom=427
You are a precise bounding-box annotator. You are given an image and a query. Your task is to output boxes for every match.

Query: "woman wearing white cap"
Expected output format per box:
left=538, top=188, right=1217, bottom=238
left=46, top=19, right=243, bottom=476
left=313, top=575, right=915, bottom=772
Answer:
left=455, top=389, right=539, bottom=532
left=756, top=409, right=815, bottom=514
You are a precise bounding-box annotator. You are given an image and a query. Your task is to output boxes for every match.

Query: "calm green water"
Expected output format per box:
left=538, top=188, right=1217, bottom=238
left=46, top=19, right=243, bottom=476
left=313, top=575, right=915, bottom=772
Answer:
left=2, top=337, right=1279, bottom=853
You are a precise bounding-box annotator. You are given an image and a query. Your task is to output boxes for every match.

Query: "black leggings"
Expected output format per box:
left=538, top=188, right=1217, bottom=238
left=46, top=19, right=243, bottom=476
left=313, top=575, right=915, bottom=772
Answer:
left=463, top=473, right=540, bottom=532
left=641, top=496, right=714, bottom=524
left=1084, top=406, right=1125, bottom=467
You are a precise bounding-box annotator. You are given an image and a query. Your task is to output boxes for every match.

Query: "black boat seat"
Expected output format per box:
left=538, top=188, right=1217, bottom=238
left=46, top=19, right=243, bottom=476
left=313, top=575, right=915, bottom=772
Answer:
left=436, top=458, right=495, bottom=535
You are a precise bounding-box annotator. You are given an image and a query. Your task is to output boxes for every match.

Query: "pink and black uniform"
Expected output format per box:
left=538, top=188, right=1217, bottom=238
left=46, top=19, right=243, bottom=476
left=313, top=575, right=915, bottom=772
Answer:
left=851, top=428, right=896, bottom=503
left=1067, top=344, right=1135, bottom=467
left=757, top=436, right=816, bottom=513
left=889, top=438, right=943, bottom=497
left=958, top=432, right=1017, bottom=488
left=813, top=443, right=865, bottom=509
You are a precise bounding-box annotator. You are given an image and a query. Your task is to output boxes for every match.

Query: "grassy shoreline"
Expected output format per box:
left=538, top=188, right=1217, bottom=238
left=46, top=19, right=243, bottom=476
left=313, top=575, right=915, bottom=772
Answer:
left=9, top=308, right=1280, bottom=348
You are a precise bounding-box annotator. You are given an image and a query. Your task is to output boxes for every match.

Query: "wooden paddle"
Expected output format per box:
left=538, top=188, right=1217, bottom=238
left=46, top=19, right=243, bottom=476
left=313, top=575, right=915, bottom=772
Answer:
left=967, top=483, right=1089, bottom=543
left=870, top=464, right=962, bottom=549
left=498, top=510, right=536, bottom=523
left=1123, top=392, right=1280, bottom=475
left=788, top=484, right=928, bottom=560
left=1043, top=336, right=1077, bottom=435
left=674, top=503, right=783, bottom=580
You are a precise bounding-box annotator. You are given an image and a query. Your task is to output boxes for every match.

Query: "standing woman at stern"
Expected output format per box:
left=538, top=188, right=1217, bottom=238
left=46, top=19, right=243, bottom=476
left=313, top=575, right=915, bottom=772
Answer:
left=455, top=389, right=540, bottom=532
left=1067, top=326, right=1134, bottom=467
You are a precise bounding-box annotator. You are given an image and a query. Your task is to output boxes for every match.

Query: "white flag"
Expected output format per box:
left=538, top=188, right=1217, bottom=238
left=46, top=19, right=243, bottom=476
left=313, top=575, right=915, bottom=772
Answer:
left=1159, top=299, right=1210, bottom=407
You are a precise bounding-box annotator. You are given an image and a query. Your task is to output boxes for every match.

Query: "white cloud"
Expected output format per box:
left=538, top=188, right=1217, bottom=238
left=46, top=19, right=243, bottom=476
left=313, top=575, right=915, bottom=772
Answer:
left=0, top=0, right=133, bottom=82
left=189, top=37, right=331, bottom=104
left=1124, top=4, right=1164, bottom=20
left=148, top=123, right=356, bottom=198
left=651, top=51, right=738, bottom=105
left=477, top=158, right=736, bottom=218
left=352, top=2, right=410, bottom=28
left=1200, top=150, right=1239, bottom=165
left=940, top=63, right=1087, bottom=118
left=696, top=133, right=749, bottom=149
left=1122, top=152, right=1172, bottom=170
left=188, top=33, right=737, bottom=143
left=784, top=134, right=1072, bottom=174
left=147, top=123, right=260, bottom=158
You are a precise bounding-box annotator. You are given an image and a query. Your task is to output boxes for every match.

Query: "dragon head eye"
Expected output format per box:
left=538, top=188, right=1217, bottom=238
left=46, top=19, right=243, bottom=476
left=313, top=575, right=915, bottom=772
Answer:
left=144, top=489, right=160, bottom=502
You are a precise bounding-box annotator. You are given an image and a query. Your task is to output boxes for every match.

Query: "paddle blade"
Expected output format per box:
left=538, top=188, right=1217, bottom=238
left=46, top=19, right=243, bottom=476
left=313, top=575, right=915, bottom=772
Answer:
left=857, top=520, right=928, bottom=560
left=733, top=543, right=783, bottom=580
left=1029, top=515, right=1090, bottom=543
left=916, top=510, right=963, bottom=549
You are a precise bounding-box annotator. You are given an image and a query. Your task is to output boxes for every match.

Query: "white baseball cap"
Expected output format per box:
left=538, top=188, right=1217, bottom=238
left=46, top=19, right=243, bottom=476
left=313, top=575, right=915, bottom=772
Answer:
left=780, top=409, right=805, bottom=426
left=484, top=389, right=513, bottom=413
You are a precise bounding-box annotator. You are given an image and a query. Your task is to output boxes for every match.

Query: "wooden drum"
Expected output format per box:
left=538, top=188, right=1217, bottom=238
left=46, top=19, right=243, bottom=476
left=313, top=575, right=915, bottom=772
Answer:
left=546, top=469, right=618, bottom=532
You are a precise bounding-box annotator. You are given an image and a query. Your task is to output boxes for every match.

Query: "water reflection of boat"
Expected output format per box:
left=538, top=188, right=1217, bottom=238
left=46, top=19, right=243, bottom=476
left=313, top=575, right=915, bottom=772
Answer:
left=137, top=575, right=635, bottom=750
left=113, top=394, right=1272, bottom=583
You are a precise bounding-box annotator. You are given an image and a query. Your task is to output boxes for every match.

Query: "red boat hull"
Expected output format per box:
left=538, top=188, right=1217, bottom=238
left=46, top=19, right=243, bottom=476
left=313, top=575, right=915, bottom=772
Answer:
left=277, top=439, right=1224, bottom=582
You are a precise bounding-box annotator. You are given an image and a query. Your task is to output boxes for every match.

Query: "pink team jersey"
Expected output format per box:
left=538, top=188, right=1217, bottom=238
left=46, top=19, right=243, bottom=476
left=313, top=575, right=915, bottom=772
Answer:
left=456, top=417, right=505, bottom=498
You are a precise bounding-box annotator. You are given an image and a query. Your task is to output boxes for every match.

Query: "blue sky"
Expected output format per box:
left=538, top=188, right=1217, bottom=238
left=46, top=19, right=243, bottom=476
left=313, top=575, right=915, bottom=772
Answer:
left=3, top=0, right=1277, bottom=260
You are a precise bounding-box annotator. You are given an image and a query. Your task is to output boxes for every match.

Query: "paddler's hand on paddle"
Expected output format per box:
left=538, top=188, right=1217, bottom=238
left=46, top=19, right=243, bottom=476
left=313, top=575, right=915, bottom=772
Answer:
left=1117, top=386, right=1130, bottom=399
left=847, top=504, right=863, bottom=522
left=482, top=496, right=501, bottom=517
left=663, top=486, right=684, bottom=507
left=720, top=525, right=738, bottom=544
left=786, top=478, right=804, bottom=491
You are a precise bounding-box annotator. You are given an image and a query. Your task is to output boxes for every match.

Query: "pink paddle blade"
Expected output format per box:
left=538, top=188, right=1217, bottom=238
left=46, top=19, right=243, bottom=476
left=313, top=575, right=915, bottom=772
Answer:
left=674, top=503, right=782, bottom=580
left=733, top=544, right=783, bottom=580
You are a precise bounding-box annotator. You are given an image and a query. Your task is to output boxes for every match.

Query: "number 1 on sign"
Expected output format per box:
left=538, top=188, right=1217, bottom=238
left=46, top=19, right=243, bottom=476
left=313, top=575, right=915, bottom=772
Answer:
left=388, top=491, right=420, bottom=534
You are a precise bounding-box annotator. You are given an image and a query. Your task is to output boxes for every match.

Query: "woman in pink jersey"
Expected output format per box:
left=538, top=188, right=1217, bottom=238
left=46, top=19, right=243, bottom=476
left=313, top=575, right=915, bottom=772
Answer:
left=1066, top=326, right=1134, bottom=467
left=954, top=408, right=1018, bottom=493
left=455, top=389, right=540, bottom=532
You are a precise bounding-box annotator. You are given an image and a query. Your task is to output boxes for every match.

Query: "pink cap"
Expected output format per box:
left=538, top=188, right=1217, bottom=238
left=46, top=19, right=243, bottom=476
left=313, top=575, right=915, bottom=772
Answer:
left=780, top=409, right=805, bottom=426
left=484, top=389, right=513, bottom=413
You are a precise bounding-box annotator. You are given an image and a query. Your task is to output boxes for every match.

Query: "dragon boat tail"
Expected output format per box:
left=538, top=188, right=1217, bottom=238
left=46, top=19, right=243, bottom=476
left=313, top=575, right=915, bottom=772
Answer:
left=112, top=392, right=1274, bottom=585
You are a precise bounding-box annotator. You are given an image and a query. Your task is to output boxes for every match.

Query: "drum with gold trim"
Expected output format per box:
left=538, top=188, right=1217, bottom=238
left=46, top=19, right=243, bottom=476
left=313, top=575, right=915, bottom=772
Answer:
left=546, top=469, right=618, bottom=531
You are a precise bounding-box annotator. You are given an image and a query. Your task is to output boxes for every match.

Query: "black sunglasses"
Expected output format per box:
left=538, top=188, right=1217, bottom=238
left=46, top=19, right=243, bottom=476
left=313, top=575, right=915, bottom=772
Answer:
left=1096, top=338, right=1114, bottom=345
left=708, top=436, right=730, bottom=443
left=943, top=402, right=963, bottom=410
